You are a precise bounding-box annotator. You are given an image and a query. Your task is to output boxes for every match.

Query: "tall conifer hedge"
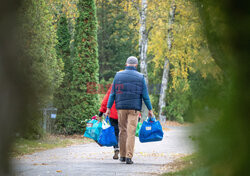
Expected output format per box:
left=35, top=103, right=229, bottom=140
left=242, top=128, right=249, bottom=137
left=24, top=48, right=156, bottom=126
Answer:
left=68, top=0, right=99, bottom=134
left=54, top=15, right=73, bottom=134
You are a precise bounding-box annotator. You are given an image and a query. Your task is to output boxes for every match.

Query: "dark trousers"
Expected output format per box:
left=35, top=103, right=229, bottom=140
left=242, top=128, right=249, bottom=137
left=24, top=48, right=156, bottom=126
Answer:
left=109, top=118, right=119, bottom=149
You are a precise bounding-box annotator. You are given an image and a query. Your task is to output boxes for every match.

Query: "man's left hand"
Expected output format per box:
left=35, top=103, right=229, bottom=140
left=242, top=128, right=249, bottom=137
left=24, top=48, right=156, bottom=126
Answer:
left=106, top=108, right=111, bottom=117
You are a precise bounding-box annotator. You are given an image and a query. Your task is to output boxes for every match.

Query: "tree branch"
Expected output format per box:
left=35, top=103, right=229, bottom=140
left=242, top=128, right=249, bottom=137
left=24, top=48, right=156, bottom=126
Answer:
left=146, top=25, right=153, bottom=36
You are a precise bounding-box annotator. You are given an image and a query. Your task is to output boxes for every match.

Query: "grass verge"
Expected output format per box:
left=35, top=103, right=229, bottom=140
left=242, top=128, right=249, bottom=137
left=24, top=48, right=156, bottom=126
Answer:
left=12, top=134, right=93, bottom=157
left=161, top=154, right=210, bottom=176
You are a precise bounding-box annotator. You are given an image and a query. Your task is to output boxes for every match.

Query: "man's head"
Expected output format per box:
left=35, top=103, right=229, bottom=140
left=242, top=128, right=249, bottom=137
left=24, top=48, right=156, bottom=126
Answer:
left=126, top=56, right=138, bottom=67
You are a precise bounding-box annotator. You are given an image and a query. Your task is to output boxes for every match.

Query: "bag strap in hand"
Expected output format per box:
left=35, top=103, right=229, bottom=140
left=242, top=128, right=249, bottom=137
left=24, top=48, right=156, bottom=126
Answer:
left=102, top=116, right=111, bottom=129
left=147, top=116, right=156, bottom=122
left=105, top=116, right=111, bottom=125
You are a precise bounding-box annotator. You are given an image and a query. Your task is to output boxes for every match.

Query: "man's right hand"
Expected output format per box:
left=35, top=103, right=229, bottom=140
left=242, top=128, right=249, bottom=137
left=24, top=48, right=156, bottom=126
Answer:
left=148, top=110, right=153, bottom=117
left=98, top=112, right=103, bottom=122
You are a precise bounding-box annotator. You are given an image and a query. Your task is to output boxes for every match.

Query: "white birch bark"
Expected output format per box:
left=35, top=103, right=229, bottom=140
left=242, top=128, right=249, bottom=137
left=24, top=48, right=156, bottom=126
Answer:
left=139, top=0, right=149, bottom=119
left=159, top=1, right=176, bottom=122
left=158, top=58, right=170, bottom=122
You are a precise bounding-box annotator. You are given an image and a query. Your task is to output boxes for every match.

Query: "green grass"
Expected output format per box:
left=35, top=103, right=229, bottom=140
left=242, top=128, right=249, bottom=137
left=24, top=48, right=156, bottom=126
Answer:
left=164, top=167, right=210, bottom=176
left=12, top=134, right=92, bottom=157
left=162, top=154, right=210, bottom=176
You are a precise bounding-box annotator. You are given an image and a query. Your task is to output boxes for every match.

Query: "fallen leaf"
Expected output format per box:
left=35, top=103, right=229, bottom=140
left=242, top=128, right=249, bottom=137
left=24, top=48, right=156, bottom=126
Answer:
left=56, top=170, right=62, bottom=173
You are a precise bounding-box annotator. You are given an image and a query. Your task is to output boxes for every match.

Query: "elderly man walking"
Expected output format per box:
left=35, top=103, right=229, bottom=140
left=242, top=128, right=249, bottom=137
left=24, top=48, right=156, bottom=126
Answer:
left=106, top=56, right=153, bottom=164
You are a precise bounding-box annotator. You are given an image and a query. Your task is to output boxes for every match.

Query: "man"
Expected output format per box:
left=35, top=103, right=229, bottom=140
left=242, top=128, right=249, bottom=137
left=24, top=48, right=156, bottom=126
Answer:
left=106, top=56, right=153, bottom=164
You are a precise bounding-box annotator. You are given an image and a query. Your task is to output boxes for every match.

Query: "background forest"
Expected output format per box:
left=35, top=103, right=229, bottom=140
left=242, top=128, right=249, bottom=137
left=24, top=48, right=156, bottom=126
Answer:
left=18, top=0, right=222, bottom=136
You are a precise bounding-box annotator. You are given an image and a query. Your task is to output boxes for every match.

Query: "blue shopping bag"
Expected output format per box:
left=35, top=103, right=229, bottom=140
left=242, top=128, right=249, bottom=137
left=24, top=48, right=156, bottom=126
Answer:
left=84, top=119, right=102, bottom=141
left=139, top=117, right=164, bottom=143
left=98, top=116, right=118, bottom=147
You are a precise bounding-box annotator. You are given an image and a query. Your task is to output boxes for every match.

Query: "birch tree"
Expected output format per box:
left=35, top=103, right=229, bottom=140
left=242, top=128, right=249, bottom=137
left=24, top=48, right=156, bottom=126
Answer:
left=139, top=0, right=149, bottom=84
left=132, top=0, right=153, bottom=119
left=139, top=0, right=149, bottom=119
left=148, top=0, right=219, bottom=121
left=159, top=1, right=176, bottom=122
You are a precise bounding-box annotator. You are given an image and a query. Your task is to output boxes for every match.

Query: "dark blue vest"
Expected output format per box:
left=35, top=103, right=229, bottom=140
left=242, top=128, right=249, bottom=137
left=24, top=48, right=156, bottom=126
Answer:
left=113, top=66, right=144, bottom=110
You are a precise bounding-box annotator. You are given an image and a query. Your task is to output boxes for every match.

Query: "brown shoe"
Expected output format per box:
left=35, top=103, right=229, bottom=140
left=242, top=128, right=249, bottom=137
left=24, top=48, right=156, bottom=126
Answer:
left=113, top=150, right=119, bottom=160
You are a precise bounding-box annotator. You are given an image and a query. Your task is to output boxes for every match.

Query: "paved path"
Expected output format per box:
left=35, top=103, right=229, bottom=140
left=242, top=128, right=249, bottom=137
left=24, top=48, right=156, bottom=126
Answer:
left=13, top=126, right=195, bottom=176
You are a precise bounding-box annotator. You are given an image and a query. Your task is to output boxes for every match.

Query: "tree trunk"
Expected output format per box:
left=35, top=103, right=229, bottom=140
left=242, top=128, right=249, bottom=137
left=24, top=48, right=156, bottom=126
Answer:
left=158, top=58, right=170, bottom=122
left=139, top=0, right=148, bottom=84
left=139, top=0, right=149, bottom=119
left=158, top=1, right=176, bottom=122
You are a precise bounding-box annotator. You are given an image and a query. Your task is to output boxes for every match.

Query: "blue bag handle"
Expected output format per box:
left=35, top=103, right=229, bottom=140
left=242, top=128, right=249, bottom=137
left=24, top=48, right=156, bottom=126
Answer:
left=105, top=115, right=111, bottom=125
left=147, top=116, right=156, bottom=122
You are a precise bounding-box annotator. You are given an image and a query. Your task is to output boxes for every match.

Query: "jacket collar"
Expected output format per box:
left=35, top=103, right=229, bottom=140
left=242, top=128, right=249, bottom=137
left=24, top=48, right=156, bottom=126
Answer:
left=125, top=66, right=137, bottom=71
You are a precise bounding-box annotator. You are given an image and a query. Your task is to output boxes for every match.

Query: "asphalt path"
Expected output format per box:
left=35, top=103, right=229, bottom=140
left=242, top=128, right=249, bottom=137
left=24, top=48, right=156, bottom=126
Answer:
left=14, top=126, right=195, bottom=176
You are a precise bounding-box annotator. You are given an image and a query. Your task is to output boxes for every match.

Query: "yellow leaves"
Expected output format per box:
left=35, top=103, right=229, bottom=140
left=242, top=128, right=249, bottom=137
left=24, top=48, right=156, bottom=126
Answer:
left=149, top=30, right=167, bottom=70
left=202, top=72, right=207, bottom=79
left=32, top=163, right=48, bottom=165
left=49, top=0, right=79, bottom=27
left=148, top=0, right=218, bottom=92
